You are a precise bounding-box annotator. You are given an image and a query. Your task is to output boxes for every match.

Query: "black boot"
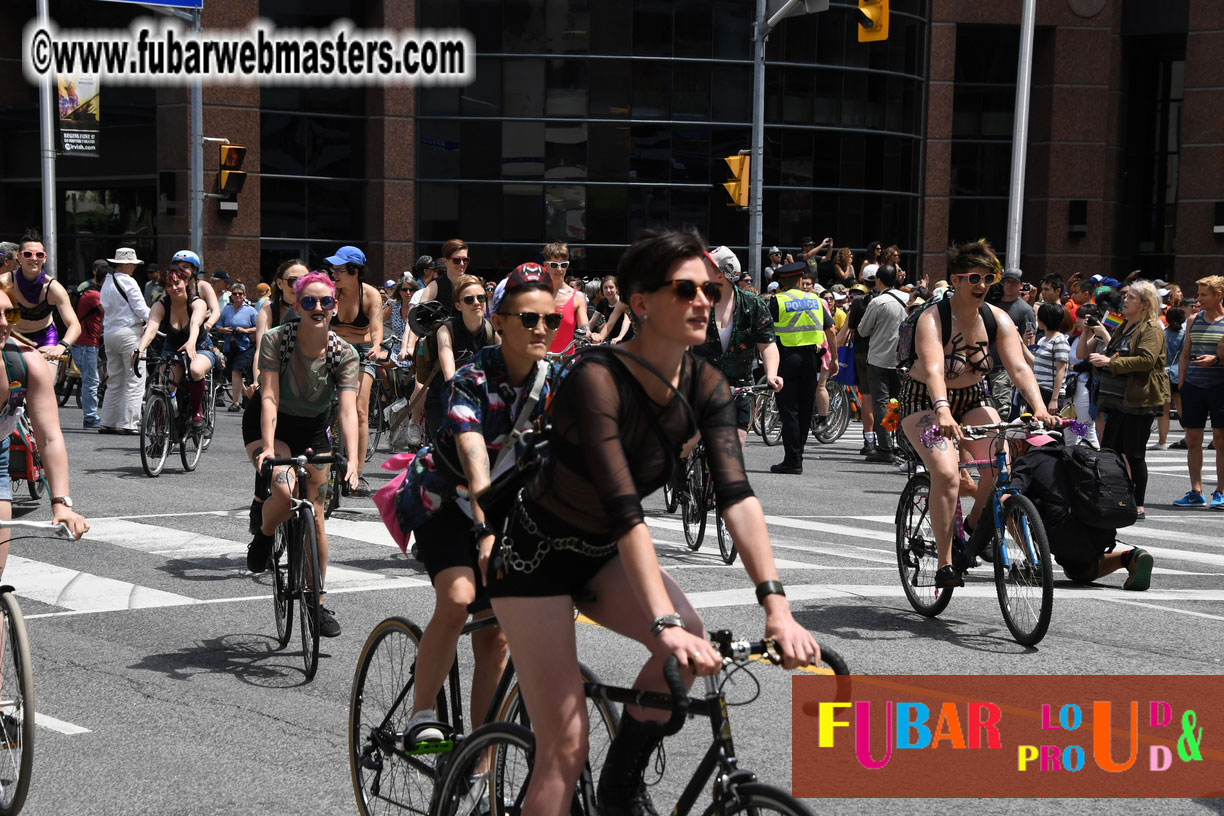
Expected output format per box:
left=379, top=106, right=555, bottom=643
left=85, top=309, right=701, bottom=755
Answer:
left=597, top=712, right=664, bottom=816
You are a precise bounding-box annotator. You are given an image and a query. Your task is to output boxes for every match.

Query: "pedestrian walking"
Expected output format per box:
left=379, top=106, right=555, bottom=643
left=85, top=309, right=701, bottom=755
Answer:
left=216, top=283, right=259, bottom=411
left=856, top=263, right=908, bottom=463
left=98, top=247, right=150, bottom=434
left=1171, top=275, right=1224, bottom=508
left=72, top=262, right=107, bottom=429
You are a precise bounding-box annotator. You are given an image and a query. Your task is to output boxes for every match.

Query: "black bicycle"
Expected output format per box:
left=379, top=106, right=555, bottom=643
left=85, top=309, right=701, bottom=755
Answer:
left=260, top=450, right=344, bottom=680
left=349, top=606, right=617, bottom=816
left=433, top=632, right=848, bottom=816
left=135, top=346, right=216, bottom=477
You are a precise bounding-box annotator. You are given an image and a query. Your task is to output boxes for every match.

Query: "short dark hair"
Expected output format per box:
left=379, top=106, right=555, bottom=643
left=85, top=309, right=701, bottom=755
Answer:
left=946, top=240, right=1001, bottom=277
left=875, top=263, right=898, bottom=288
left=1073, top=279, right=1095, bottom=295
left=1040, top=274, right=1064, bottom=292
left=1037, top=302, right=1064, bottom=331
left=1165, top=306, right=1187, bottom=331
left=19, top=227, right=42, bottom=247
left=616, top=227, right=706, bottom=300
left=1095, top=289, right=1123, bottom=313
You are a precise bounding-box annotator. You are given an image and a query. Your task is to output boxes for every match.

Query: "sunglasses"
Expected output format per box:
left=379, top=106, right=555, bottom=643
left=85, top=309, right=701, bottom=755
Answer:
left=546, top=261, right=570, bottom=270
left=284, top=276, right=303, bottom=287
left=1, top=308, right=20, bottom=323
left=461, top=294, right=487, bottom=305
left=952, top=272, right=1000, bottom=286
left=502, top=311, right=563, bottom=330
left=331, top=266, right=358, bottom=276
left=20, top=250, right=46, bottom=260
left=448, top=257, right=471, bottom=265
left=299, top=295, right=336, bottom=311
left=651, top=279, right=723, bottom=304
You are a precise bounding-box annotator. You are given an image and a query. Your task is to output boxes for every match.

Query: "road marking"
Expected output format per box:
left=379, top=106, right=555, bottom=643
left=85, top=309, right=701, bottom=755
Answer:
left=324, top=518, right=398, bottom=548
left=1097, top=598, right=1224, bottom=622
left=34, top=712, right=90, bottom=735
left=6, top=556, right=196, bottom=612
left=86, top=518, right=242, bottom=556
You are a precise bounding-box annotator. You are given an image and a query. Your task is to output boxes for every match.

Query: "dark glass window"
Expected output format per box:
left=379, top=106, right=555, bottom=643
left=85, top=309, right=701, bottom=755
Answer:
left=590, top=0, right=632, bottom=56
left=503, top=184, right=544, bottom=243
left=630, top=125, right=672, bottom=182
left=587, top=187, right=629, bottom=243
left=633, top=0, right=673, bottom=58
left=633, top=62, right=671, bottom=119
left=672, top=127, right=710, bottom=184
left=590, top=60, right=632, bottom=119
left=420, top=182, right=461, bottom=239
left=588, top=125, right=631, bottom=181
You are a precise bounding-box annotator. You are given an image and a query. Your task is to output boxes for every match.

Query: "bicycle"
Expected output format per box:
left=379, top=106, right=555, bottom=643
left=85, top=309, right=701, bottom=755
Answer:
left=52, top=351, right=80, bottom=408
left=433, top=632, right=849, bottom=816
left=348, top=604, right=618, bottom=816
left=135, top=347, right=215, bottom=477
left=811, top=379, right=852, bottom=444
left=260, top=450, right=345, bottom=680
left=7, top=415, right=48, bottom=503
left=367, top=335, right=415, bottom=457
left=754, top=388, right=782, bottom=446
left=0, top=518, right=73, bottom=816
left=895, top=417, right=1065, bottom=646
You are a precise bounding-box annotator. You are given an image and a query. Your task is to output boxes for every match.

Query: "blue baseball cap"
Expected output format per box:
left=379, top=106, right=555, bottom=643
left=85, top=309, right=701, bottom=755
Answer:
left=325, top=245, right=366, bottom=266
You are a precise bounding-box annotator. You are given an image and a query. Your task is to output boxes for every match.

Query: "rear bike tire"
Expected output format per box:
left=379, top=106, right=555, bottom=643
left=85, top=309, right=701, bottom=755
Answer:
left=994, top=494, right=1054, bottom=647
left=661, top=481, right=679, bottom=515
left=715, top=511, right=737, bottom=565
left=296, top=506, right=323, bottom=680
left=271, top=523, right=292, bottom=648
left=349, top=616, right=450, bottom=816
left=760, top=391, right=782, bottom=446
left=815, top=381, right=851, bottom=444
left=701, top=782, right=815, bottom=816
left=433, top=722, right=536, bottom=816
left=179, top=423, right=204, bottom=472
left=367, top=378, right=385, bottom=461
left=895, top=472, right=953, bottom=617
left=202, top=372, right=219, bottom=452
left=139, top=393, right=172, bottom=478
left=681, top=456, right=706, bottom=550
left=0, top=590, right=35, bottom=816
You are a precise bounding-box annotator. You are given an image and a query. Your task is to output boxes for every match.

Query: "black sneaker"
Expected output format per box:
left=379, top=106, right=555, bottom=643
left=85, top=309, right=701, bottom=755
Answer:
left=318, top=604, right=341, bottom=637
left=248, top=499, right=263, bottom=536
left=247, top=529, right=274, bottom=573
left=935, top=565, right=964, bottom=589
left=866, top=448, right=897, bottom=464
left=770, top=462, right=803, bottom=475
left=0, top=713, right=21, bottom=748
left=859, top=443, right=876, bottom=456
left=348, top=477, right=373, bottom=498
left=963, top=519, right=994, bottom=562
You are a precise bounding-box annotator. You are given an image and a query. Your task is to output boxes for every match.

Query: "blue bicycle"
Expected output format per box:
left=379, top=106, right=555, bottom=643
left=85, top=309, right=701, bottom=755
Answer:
left=896, top=418, right=1063, bottom=646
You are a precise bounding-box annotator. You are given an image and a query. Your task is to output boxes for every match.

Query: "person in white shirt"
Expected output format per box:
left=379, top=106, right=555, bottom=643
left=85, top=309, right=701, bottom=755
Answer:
left=98, top=247, right=151, bottom=434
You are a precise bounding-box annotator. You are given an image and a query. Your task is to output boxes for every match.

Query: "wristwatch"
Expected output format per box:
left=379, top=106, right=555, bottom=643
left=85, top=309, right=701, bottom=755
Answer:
left=650, top=613, right=686, bottom=637
left=470, top=522, right=494, bottom=542
left=51, top=495, right=73, bottom=508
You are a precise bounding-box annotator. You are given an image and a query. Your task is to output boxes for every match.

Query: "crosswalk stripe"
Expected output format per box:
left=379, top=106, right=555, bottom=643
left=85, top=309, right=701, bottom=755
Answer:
left=34, top=712, right=90, bottom=735
left=5, top=555, right=196, bottom=612
left=685, top=583, right=1224, bottom=608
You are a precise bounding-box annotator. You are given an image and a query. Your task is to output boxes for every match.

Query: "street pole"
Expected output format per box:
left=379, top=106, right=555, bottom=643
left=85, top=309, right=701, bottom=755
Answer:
left=749, top=0, right=768, bottom=290
left=1005, top=0, right=1036, bottom=272
left=189, top=7, right=204, bottom=259
left=36, top=0, right=57, bottom=276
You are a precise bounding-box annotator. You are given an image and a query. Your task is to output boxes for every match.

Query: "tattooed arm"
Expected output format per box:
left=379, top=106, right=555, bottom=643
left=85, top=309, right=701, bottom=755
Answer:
left=455, top=430, right=496, bottom=577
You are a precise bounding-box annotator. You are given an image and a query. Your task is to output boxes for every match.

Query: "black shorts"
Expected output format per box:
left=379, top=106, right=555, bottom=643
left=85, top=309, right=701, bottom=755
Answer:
left=486, top=498, right=615, bottom=599
left=226, top=346, right=255, bottom=377
left=241, top=397, right=332, bottom=456
left=854, top=350, right=872, bottom=394
left=1179, top=380, right=1224, bottom=429
left=1047, top=518, right=1112, bottom=580
left=733, top=387, right=753, bottom=431
left=415, top=501, right=486, bottom=600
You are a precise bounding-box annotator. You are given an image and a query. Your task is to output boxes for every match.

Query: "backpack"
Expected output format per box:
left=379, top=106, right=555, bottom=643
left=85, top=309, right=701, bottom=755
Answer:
left=276, top=321, right=349, bottom=383
left=414, top=316, right=495, bottom=386
left=897, top=294, right=997, bottom=372
left=1060, top=444, right=1137, bottom=530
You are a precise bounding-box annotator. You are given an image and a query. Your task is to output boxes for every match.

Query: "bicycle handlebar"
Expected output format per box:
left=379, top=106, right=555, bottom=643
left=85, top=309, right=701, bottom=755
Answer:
left=259, top=450, right=347, bottom=475
left=960, top=416, right=1074, bottom=440
left=0, top=520, right=72, bottom=539
left=710, top=630, right=849, bottom=675
left=659, top=656, right=690, bottom=736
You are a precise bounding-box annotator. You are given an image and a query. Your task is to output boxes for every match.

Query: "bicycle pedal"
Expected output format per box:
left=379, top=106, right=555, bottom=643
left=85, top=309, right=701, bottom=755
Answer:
left=405, top=738, right=453, bottom=756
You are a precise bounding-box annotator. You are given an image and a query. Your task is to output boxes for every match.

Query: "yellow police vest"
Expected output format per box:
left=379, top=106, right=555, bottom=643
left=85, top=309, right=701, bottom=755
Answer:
left=773, top=290, right=825, bottom=347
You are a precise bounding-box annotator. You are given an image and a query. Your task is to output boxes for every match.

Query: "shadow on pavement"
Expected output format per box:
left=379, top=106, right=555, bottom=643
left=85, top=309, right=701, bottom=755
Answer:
left=793, top=602, right=1038, bottom=656
left=157, top=556, right=249, bottom=583
left=128, top=632, right=319, bottom=688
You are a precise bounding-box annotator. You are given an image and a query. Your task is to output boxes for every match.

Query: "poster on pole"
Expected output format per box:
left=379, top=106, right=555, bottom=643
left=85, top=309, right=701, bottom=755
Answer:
left=58, top=74, right=100, bottom=157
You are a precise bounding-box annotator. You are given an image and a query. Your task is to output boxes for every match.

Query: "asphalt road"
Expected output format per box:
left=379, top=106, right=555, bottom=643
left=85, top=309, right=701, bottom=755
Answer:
left=6, top=402, right=1221, bottom=815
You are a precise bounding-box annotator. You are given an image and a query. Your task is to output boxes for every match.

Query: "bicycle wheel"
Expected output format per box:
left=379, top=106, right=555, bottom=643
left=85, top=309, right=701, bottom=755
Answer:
left=702, top=782, right=815, bottom=816
left=326, top=416, right=343, bottom=518
left=895, top=472, right=953, bottom=617
left=349, top=616, right=450, bottom=816
left=180, top=423, right=204, bottom=472
left=296, top=506, right=323, bottom=680
left=681, top=456, right=706, bottom=551
left=367, top=378, right=385, bottom=461
left=55, top=366, right=71, bottom=407
left=994, top=494, right=1054, bottom=647
left=715, top=511, right=737, bottom=565
left=815, top=381, right=851, bottom=444
left=433, top=722, right=535, bottom=816
left=760, top=391, right=782, bottom=446
left=661, top=481, right=678, bottom=515
left=139, top=393, right=172, bottom=478
left=271, top=522, right=292, bottom=648
left=202, top=373, right=219, bottom=452
left=0, top=590, right=35, bottom=816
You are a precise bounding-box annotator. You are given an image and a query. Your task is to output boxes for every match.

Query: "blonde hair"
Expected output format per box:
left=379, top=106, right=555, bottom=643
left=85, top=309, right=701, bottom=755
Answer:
left=835, top=247, right=852, bottom=268
left=452, top=274, right=484, bottom=304
left=1196, top=275, right=1224, bottom=297
left=1128, top=280, right=1161, bottom=323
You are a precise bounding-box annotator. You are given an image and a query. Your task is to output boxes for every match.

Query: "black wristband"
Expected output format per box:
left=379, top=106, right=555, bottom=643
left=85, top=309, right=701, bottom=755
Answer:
left=471, top=522, right=494, bottom=543
left=756, top=580, right=786, bottom=606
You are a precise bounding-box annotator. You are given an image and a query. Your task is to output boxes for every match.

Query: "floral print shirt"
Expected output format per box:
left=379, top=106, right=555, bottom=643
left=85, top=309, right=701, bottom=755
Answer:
left=692, top=285, right=775, bottom=384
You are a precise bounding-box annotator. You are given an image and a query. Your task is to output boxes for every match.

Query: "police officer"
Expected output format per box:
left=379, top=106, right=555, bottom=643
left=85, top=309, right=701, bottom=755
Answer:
left=769, top=261, right=834, bottom=474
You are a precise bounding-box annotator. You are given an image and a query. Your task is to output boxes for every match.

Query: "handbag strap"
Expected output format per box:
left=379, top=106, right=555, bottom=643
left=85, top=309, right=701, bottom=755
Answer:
left=492, top=359, right=548, bottom=473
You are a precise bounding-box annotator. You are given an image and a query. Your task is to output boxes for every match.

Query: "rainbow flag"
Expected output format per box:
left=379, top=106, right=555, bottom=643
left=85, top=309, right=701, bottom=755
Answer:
left=1102, top=311, right=1124, bottom=331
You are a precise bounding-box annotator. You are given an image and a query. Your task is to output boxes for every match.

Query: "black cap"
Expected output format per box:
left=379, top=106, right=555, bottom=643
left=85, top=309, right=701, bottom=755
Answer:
left=213, top=270, right=231, bottom=282
left=92, top=258, right=110, bottom=270
left=775, top=261, right=806, bottom=278
left=800, top=236, right=815, bottom=246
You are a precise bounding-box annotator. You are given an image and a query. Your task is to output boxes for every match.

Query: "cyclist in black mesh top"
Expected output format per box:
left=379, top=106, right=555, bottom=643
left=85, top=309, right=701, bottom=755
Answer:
left=485, top=229, right=819, bottom=816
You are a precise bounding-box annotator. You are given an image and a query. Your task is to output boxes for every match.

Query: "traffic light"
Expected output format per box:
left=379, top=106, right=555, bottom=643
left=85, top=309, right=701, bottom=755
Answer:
left=857, top=0, right=889, bottom=42
left=723, top=153, right=750, bottom=209
left=219, top=144, right=247, bottom=212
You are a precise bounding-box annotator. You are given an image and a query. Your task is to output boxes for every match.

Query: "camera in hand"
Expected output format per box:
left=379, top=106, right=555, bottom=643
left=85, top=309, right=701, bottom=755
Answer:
left=1086, top=315, right=1100, bottom=327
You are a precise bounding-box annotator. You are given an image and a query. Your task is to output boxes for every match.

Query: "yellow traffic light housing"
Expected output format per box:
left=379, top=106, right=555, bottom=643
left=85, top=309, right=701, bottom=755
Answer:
left=723, top=153, right=750, bottom=209
left=218, top=144, right=247, bottom=199
left=857, top=0, right=889, bottom=42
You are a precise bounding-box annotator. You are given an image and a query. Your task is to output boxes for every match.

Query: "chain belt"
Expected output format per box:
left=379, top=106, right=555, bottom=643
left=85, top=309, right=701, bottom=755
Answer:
left=500, top=489, right=618, bottom=575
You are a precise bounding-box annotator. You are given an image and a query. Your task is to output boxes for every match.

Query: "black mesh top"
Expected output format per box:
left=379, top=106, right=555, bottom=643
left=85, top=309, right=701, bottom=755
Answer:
left=527, top=349, right=754, bottom=541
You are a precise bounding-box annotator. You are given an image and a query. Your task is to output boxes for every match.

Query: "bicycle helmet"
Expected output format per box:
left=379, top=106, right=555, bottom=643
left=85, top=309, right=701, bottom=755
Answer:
left=408, top=300, right=449, bottom=337
left=171, top=250, right=201, bottom=270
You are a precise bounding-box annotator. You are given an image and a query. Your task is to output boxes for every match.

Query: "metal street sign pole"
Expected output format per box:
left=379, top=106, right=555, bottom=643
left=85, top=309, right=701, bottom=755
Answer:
left=189, top=7, right=204, bottom=258
left=1005, top=0, right=1036, bottom=272
left=37, top=0, right=57, bottom=276
left=749, top=0, right=769, bottom=290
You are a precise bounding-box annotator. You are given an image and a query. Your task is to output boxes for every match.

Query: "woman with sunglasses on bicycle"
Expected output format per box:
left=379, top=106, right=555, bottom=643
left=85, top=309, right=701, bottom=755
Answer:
left=899, top=241, right=1054, bottom=589
left=5, top=229, right=80, bottom=365
left=486, top=229, right=819, bottom=816
left=542, top=241, right=588, bottom=354
left=133, top=265, right=218, bottom=429
left=247, top=273, right=360, bottom=638
left=325, top=245, right=383, bottom=497
left=394, top=263, right=557, bottom=748
left=424, top=274, right=496, bottom=439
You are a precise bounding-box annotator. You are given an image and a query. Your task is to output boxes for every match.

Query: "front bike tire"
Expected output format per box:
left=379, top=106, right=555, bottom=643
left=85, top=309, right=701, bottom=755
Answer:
left=701, top=782, right=815, bottom=816
left=271, top=523, right=292, bottom=648
left=994, top=494, right=1054, bottom=647
left=681, top=457, right=706, bottom=551
left=139, top=393, right=172, bottom=478
left=349, top=616, right=450, bottom=816
left=895, top=472, right=953, bottom=617
left=760, top=391, right=782, bottom=446
left=0, top=590, right=36, bottom=816
left=433, top=722, right=535, bottom=816
left=367, top=379, right=385, bottom=461
left=715, top=511, right=737, bottom=565
left=180, top=424, right=204, bottom=472
left=296, top=506, right=323, bottom=680
left=815, top=381, right=851, bottom=444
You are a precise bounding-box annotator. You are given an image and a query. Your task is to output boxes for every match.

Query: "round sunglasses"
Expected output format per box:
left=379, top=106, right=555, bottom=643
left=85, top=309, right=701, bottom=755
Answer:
left=650, top=279, right=723, bottom=304
left=460, top=294, right=487, bottom=305
left=299, top=295, right=336, bottom=311
left=501, top=311, right=563, bottom=330
left=448, top=257, right=471, bottom=265
left=952, top=272, right=1000, bottom=286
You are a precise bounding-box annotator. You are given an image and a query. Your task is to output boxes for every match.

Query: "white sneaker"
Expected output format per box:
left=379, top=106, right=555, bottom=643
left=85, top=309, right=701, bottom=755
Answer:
left=1149, top=441, right=1169, bottom=451
left=405, top=419, right=424, bottom=447
left=404, top=708, right=445, bottom=744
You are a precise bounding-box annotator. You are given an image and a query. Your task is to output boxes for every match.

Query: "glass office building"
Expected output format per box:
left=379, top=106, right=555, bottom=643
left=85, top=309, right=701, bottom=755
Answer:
left=415, top=0, right=929, bottom=275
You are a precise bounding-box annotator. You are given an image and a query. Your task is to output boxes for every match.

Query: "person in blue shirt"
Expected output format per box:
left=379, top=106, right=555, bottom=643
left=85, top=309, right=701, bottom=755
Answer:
left=216, top=283, right=259, bottom=411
